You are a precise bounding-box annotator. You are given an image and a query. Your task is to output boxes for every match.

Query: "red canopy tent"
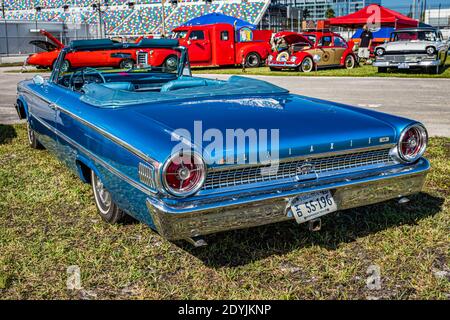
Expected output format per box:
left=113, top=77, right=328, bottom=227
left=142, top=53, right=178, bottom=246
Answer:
left=327, top=4, right=418, bottom=29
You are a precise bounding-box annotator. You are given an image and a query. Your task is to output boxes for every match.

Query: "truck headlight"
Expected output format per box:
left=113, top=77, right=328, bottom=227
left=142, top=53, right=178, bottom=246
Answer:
left=162, top=151, right=206, bottom=197
left=268, top=55, right=273, bottom=61
left=426, top=46, right=436, bottom=56
left=290, top=56, right=297, bottom=63
left=375, top=48, right=385, bottom=57
left=395, top=124, right=428, bottom=163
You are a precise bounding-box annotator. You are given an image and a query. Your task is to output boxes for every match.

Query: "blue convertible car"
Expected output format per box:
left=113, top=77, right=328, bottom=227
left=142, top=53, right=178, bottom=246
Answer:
left=15, top=39, right=430, bottom=246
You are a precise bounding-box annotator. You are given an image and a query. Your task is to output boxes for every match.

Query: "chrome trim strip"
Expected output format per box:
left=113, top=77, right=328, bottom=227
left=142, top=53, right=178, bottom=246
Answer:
left=19, top=87, right=160, bottom=168
left=29, top=111, right=157, bottom=196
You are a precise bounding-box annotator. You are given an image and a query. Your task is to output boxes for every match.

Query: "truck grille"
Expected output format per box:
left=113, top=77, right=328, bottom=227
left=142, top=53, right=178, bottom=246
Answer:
left=202, top=148, right=394, bottom=191
left=137, top=51, right=148, bottom=65
left=389, top=55, right=406, bottom=62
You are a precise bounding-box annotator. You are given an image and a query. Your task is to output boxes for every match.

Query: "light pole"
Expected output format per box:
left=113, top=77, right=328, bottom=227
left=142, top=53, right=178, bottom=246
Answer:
left=92, top=1, right=109, bottom=38
left=1, top=0, right=9, bottom=56
left=161, top=0, right=166, bottom=37
left=438, top=3, right=441, bottom=29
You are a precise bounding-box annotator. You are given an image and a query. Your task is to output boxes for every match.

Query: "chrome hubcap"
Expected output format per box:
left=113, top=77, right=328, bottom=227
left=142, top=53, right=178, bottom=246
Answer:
left=303, top=59, right=312, bottom=72
left=27, top=122, right=33, bottom=144
left=247, top=55, right=258, bottom=67
left=94, top=175, right=112, bottom=214
left=346, top=57, right=354, bottom=68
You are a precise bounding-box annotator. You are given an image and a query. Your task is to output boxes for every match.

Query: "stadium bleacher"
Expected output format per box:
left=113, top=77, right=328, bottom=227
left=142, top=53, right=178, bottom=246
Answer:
left=3, top=0, right=270, bottom=36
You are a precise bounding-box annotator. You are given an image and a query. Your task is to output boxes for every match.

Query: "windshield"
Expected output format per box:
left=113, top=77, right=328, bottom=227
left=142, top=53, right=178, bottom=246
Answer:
left=172, top=31, right=188, bottom=39
left=391, top=31, right=438, bottom=42
left=54, top=45, right=185, bottom=92
left=303, top=34, right=317, bottom=45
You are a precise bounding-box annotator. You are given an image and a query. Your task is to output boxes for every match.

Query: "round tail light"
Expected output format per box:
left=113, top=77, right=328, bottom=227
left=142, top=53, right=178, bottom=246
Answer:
left=398, top=124, right=428, bottom=163
left=162, top=152, right=206, bottom=197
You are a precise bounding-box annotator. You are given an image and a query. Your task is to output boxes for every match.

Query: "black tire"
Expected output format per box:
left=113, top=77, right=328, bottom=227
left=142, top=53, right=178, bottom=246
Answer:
left=344, top=55, right=356, bottom=69
left=120, top=58, right=134, bottom=69
left=245, top=52, right=261, bottom=68
left=53, top=59, right=70, bottom=72
left=27, top=121, right=44, bottom=149
left=378, top=67, right=388, bottom=73
left=163, top=55, right=178, bottom=72
left=300, top=57, right=314, bottom=73
left=91, top=170, right=126, bottom=224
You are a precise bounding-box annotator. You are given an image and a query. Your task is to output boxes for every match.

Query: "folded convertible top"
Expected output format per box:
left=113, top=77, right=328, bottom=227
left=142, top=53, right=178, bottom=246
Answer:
left=80, top=76, right=289, bottom=108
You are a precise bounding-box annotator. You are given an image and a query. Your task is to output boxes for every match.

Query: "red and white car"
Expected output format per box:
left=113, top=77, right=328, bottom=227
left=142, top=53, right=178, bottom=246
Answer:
left=268, top=31, right=357, bottom=72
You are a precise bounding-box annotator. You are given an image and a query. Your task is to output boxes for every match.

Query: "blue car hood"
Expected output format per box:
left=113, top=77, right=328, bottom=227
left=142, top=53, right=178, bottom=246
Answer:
left=127, top=93, right=403, bottom=166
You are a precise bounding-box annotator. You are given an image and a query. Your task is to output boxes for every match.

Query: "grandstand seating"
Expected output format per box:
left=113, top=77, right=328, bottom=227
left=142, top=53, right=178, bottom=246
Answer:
left=3, top=0, right=269, bottom=36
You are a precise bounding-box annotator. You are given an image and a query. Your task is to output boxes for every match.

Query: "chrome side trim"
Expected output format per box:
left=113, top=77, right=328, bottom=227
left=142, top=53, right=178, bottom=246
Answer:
left=29, top=111, right=157, bottom=196
left=19, top=87, right=160, bottom=168
left=138, top=162, right=156, bottom=189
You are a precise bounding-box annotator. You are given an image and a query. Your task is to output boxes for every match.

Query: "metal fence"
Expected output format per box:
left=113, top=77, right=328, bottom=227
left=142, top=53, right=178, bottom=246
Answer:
left=0, top=20, right=95, bottom=56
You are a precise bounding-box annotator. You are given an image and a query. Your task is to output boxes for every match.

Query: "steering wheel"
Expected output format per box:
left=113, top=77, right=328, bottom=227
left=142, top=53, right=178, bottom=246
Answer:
left=69, top=67, right=106, bottom=91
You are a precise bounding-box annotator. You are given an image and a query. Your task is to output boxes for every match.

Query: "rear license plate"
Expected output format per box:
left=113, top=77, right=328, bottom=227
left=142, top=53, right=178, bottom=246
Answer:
left=398, top=63, right=410, bottom=69
left=290, top=190, right=337, bottom=224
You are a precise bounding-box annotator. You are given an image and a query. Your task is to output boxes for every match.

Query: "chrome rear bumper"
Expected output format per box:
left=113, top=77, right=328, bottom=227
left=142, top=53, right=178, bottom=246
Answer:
left=373, top=59, right=441, bottom=68
left=146, top=159, right=430, bottom=240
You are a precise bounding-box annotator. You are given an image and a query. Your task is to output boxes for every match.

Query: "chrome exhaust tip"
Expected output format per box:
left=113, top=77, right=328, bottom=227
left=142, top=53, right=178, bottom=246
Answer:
left=186, top=236, right=208, bottom=248
left=398, top=197, right=410, bottom=204
left=308, top=218, right=322, bottom=232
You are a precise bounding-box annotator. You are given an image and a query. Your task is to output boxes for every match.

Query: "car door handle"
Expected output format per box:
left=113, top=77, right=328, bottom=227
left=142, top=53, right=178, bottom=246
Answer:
left=49, top=103, right=57, bottom=110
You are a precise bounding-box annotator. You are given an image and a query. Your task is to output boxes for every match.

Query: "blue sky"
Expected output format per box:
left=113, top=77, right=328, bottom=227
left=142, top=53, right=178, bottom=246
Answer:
left=382, top=0, right=450, bottom=14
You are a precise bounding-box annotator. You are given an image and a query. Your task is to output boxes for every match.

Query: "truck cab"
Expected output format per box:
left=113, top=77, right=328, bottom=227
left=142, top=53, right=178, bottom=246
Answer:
left=172, top=23, right=272, bottom=67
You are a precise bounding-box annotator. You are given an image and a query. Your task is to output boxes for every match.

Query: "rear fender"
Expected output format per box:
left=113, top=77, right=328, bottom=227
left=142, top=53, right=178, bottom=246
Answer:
left=16, top=96, right=28, bottom=120
left=75, top=154, right=103, bottom=184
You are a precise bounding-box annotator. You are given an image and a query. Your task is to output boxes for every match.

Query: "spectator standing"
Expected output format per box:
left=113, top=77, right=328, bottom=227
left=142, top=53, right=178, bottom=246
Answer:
left=358, top=24, right=373, bottom=64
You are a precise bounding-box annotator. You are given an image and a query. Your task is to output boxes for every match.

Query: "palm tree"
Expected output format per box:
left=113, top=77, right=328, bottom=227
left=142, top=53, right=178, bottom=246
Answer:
left=325, top=7, right=335, bottom=19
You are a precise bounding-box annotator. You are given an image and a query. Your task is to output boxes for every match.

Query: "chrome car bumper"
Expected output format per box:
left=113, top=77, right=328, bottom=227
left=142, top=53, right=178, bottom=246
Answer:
left=268, top=61, right=299, bottom=68
left=373, top=59, right=441, bottom=68
left=146, top=159, right=430, bottom=240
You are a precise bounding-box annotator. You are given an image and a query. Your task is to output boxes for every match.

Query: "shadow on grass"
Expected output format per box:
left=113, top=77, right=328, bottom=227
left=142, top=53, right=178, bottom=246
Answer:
left=178, top=192, right=444, bottom=267
left=0, top=124, right=17, bottom=145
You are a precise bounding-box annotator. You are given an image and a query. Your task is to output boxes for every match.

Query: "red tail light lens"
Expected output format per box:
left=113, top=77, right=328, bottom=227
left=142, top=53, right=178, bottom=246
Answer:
left=398, top=124, right=428, bottom=162
left=162, top=152, right=206, bottom=197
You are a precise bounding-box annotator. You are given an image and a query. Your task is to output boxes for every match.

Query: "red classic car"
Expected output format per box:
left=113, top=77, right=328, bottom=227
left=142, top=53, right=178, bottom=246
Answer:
left=268, top=31, right=357, bottom=72
left=26, top=30, right=177, bottom=72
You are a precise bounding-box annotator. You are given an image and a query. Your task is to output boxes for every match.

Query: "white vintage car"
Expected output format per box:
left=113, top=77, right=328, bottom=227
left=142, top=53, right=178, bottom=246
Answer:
left=373, top=28, right=448, bottom=74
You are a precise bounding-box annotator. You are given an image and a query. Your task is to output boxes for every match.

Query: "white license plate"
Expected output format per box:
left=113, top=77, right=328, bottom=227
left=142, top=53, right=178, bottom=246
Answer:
left=398, top=63, right=410, bottom=69
left=290, top=190, right=337, bottom=224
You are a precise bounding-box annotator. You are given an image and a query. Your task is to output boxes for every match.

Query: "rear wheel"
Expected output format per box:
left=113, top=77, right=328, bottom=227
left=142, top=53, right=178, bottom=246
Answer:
left=344, top=55, right=356, bottom=69
left=300, top=57, right=313, bottom=73
left=27, top=121, right=44, bottom=149
left=163, top=55, right=178, bottom=72
left=119, top=58, right=134, bottom=70
left=245, top=52, right=261, bottom=68
left=91, top=170, right=126, bottom=224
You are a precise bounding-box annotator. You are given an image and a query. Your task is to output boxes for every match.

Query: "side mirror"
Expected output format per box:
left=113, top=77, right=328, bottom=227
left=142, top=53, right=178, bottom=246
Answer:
left=33, top=75, right=45, bottom=86
left=182, top=65, right=192, bottom=77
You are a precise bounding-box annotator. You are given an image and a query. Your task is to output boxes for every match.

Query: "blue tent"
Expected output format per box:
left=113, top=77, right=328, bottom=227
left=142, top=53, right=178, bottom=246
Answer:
left=181, top=13, right=256, bottom=29
left=352, top=27, right=394, bottom=40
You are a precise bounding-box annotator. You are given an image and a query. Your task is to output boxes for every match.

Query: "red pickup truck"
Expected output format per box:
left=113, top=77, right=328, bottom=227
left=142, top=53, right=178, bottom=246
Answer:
left=170, top=23, right=272, bottom=67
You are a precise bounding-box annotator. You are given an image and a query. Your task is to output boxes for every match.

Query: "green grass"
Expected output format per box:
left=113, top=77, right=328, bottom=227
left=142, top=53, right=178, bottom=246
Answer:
left=192, top=57, right=450, bottom=78
left=0, top=124, right=449, bottom=299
